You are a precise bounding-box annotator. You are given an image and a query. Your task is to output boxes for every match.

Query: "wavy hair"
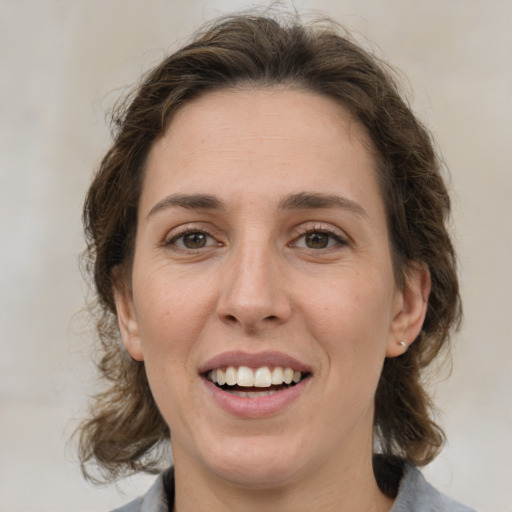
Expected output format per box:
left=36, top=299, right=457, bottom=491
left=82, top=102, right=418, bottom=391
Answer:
left=78, top=12, right=461, bottom=482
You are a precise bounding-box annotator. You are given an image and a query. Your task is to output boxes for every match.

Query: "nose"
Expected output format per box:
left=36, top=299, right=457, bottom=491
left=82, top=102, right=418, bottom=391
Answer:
left=216, top=243, right=292, bottom=332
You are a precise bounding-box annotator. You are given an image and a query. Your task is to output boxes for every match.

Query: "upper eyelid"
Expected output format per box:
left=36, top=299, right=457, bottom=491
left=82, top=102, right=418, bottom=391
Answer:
left=292, top=230, right=346, bottom=246
left=291, top=221, right=348, bottom=238
left=290, top=222, right=351, bottom=248
left=165, top=222, right=218, bottom=235
left=168, top=230, right=214, bottom=243
left=161, top=221, right=349, bottom=245
left=163, top=223, right=222, bottom=245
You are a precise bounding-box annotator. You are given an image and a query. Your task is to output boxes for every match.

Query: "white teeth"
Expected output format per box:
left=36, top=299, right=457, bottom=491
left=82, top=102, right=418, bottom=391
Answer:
left=217, top=368, right=226, bottom=386
left=208, top=366, right=304, bottom=388
left=225, top=366, right=237, bottom=386
left=254, top=367, right=272, bottom=387
left=271, top=367, right=284, bottom=384
left=237, top=366, right=254, bottom=386
left=283, top=368, right=294, bottom=384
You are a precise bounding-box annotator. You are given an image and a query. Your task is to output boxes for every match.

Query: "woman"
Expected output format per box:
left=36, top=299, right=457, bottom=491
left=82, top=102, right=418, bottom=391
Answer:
left=78, top=12, right=475, bottom=512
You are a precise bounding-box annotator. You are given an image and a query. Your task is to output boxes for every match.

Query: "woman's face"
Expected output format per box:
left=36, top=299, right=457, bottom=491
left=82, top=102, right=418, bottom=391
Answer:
left=116, top=88, right=427, bottom=489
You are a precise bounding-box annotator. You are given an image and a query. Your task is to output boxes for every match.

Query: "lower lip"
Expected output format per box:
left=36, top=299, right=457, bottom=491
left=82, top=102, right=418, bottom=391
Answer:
left=202, top=377, right=310, bottom=419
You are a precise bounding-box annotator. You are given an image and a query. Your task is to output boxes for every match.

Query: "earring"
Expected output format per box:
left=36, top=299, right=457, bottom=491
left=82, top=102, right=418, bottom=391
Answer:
left=398, top=341, right=407, bottom=348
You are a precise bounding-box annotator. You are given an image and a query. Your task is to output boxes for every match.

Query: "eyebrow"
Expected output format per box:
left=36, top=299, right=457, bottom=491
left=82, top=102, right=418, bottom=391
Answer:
left=146, top=193, right=224, bottom=221
left=279, top=192, right=368, bottom=218
left=146, top=191, right=368, bottom=220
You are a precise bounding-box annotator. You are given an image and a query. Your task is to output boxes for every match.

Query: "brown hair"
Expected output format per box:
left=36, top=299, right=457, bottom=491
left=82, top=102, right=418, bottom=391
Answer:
left=78, top=12, right=461, bottom=482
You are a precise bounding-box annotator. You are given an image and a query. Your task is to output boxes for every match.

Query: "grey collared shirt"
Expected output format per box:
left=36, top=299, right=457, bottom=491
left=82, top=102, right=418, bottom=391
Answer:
left=111, top=465, right=477, bottom=512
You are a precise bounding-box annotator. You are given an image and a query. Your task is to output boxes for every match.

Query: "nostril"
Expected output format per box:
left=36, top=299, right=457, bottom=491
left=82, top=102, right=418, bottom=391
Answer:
left=222, top=313, right=278, bottom=325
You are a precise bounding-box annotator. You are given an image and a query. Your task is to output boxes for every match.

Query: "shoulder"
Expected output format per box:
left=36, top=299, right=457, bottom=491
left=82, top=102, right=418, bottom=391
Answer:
left=392, top=464, right=477, bottom=512
left=109, top=464, right=476, bottom=512
left=109, top=468, right=174, bottom=512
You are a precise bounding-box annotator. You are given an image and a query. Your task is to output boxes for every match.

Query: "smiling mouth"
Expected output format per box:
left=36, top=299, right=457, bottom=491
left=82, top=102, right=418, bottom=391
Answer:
left=206, top=366, right=309, bottom=397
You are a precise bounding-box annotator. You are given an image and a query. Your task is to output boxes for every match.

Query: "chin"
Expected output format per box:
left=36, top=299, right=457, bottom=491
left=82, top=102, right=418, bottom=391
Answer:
left=199, top=434, right=308, bottom=489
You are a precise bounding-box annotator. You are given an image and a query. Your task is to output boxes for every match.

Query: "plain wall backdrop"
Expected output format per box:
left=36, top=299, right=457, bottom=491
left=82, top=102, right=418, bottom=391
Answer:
left=0, top=1, right=510, bottom=511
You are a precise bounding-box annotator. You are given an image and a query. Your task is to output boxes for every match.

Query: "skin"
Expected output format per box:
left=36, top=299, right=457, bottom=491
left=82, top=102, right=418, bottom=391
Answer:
left=115, top=88, right=430, bottom=512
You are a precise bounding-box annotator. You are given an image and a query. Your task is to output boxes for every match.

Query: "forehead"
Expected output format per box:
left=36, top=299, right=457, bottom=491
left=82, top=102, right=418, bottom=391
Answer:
left=158, top=86, right=374, bottom=157
left=141, top=87, right=381, bottom=214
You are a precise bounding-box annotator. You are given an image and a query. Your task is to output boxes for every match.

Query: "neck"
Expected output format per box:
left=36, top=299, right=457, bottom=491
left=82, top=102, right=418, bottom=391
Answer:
left=172, top=449, right=394, bottom=512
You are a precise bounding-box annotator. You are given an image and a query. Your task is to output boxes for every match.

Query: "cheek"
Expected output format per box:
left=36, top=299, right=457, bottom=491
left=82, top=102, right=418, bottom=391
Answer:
left=301, top=270, right=395, bottom=364
left=132, top=270, right=216, bottom=363
left=131, top=273, right=217, bottom=424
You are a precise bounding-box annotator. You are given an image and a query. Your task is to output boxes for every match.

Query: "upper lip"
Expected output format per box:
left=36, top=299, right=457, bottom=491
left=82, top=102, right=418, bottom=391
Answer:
left=198, top=350, right=312, bottom=374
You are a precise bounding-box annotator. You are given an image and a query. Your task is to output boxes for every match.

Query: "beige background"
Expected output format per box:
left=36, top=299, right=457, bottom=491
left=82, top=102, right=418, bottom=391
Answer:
left=0, top=1, right=510, bottom=511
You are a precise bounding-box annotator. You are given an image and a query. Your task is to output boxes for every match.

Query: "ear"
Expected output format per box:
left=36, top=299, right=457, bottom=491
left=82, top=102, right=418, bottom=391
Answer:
left=386, top=263, right=431, bottom=358
left=113, top=278, right=144, bottom=362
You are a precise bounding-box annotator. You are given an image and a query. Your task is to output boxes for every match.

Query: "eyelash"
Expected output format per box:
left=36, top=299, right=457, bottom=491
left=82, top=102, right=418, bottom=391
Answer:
left=163, top=225, right=348, bottom=253
left=163, top=225, right=221, bottom=252
left=290, top=226, right=348, bottom=251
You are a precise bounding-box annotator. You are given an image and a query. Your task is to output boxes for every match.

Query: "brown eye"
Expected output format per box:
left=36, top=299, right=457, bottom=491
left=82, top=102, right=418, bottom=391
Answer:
left=182, top=232, right=208, bottom=249
left=167, top=230, right=217, bottom=251
left=292, top=229, right=346, bottom=251
left=304, top=232, right=330, bottom=249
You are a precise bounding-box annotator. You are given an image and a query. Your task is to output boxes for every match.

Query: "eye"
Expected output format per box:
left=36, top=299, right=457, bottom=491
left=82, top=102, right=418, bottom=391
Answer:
left=167, top=230, right=218, bottom=250
left=303, top=232, right=332, bottom=249
left=292, top=229, right=346, bottom=250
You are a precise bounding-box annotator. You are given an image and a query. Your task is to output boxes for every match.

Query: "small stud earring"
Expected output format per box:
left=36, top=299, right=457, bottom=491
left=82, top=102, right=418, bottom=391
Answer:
left=398, top=341, right=407, bottom=348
